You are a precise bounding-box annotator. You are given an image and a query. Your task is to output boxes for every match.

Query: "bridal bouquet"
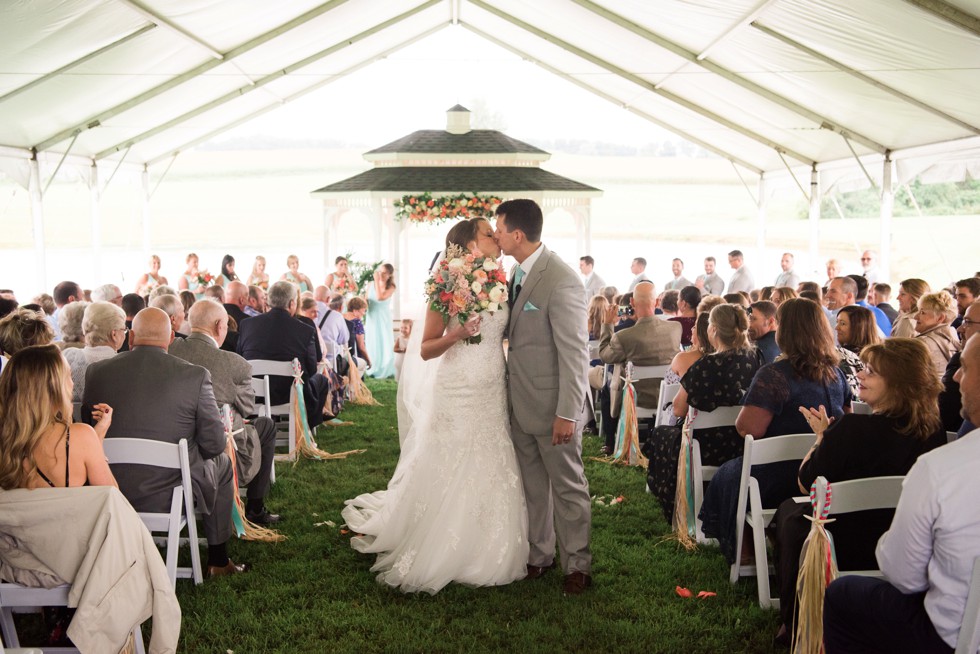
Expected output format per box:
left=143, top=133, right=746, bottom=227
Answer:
left=425, top=244, right=507, bottom=344
left=195, top=270, right=215, bottom=287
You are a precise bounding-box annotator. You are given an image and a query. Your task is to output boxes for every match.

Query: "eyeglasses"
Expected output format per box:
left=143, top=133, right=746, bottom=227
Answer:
left=860, top=258, right=871, bottom=262
left=962, top=319, right=980, bottom=327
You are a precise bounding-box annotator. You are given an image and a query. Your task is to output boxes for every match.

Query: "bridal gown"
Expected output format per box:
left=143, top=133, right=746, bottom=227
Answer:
left=341, top=307, right=529, bottom=594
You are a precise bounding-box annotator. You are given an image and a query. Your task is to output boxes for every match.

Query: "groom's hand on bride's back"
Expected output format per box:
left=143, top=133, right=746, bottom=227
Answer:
left=551, top=416, right=575, bottom=446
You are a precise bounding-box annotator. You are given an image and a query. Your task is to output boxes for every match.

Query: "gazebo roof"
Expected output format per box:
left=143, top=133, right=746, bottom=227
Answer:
left=311, top=166, right=599, bottom=194
left=365, top=129, right=548, bottom=155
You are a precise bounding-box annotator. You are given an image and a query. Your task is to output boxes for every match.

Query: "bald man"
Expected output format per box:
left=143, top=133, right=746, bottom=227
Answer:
left=83, top=307, right=249, bottom=578
left=223, top=280, right=251, bottom=327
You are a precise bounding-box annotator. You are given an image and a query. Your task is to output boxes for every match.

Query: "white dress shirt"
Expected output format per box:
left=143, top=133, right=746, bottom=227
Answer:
left=876, top=428, right=980, bottom=647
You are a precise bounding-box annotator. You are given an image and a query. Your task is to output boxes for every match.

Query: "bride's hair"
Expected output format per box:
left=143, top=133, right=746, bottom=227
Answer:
left=445, top=219, right=481, bottom=251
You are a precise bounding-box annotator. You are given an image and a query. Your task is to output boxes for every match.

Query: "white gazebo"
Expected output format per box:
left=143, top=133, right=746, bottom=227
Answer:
left=311, top=105, right=602, bottom=314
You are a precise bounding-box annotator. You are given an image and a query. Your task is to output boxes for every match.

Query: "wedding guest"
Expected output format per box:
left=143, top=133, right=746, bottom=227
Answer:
left=178, top=291, right=196, bottom=334
left=659, top=289, right=679, bottom=317
left=628, top=257, right=650, bottom=291
left=758, top=287, right=773, bottom=302
left=298, top=297, right=327, bottom=360
left=205, top=285, right=225, bottom=303
left=772, top=338, right=946, bottom=644
left=91, top=284, right=123, bottom=306
left=247, top=255, right=270, bottom=290
left=724, top=293, right=749, bottom=308
left=615, top=292, right=636, bottom=330
left=847, top=274, right=892, bottom=336
left=663, top=311, right=714, bottom=403
left=57, top=301, right=89, bottom=350
left=697, top=294, right=725, bottom=315
left=0, top=308, right=55, bottom=368
left=32, top=293, right=56, bottom=316
left=952, top=277, right=980, bottom=330
left=860, top=249, right=880, bottom=285
left=669, top=285, right=699, bottom=347
left=280, top=254, right=313, bottom=293
left=939, top=300, right=980, bottom=432
left=601, top=285, right=618, bottom=304
left=825, top=258, right=841, bottom=288
left=0, top=298, right=17, bottom=320
left=892, top=277, right=932, bottom=338
left=587, top=295, right=609, bottom=363
left=178, top=252, right=205, bottom=299
left=149, top=294, right=185, bottom=340
left=394, top=319, right=413, bottom=379
left=597, top=292, right=638, bottom=448
left=579, top=255, right=605, bottom=303
left=222, top=281, right=251, bottom=327
left=700, top=298, right=851, bottom=563
left=770, top=286, right=797, bottom=306
left=148, top=285, right=177, bottom=301
left=915, top=290, right=960, bottom=378
left=835, top=305, right=882, bottom=396
left=774, top=253, right=800, bottom=289
left=872, top=282, right=899, bottom=325
left=135, top=254, right=167, bottom=295
left=318, top=293, right=349, bottom=352
left=695, top=257, right=725, bottom=296
left=245, top=285, right=267, bottom=316
left=748, top=301, right=780, bottom=365
left=649, top=304, right=760, bottom=522
left=325, top=256, right=358, bottom=296
left=215, top=254, right=238, bottom=288
left=117, top=293, right=144, bottom=353
left=50, top=281, right=83, bottom=341
left=364, top=263, right=396, bottom=378
left=726, top=250, right=755, bottom=295
left=62, top=301, right=127, bottom=402
left=664, top=258, right=693, bottom=291
left=0, top=345, right=116, bottom=490
left=344, top=296, right=371, bottom=371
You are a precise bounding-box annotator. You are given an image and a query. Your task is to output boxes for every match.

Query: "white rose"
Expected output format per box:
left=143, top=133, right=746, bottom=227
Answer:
left=480, top=299, right=489, bottom=308
left=471, top=280, right=482, bottom=293
left=487, top=302, right=499, bottom=312
left=482, top=258, right=497, bottom=271
left=488, top=285, right=505, bottom=303
left=447, top=258, right=465, bottom=272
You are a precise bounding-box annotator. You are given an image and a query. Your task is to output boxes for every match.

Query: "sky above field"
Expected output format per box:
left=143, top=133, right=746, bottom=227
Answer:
left=218, top=24, right=673, bottom=148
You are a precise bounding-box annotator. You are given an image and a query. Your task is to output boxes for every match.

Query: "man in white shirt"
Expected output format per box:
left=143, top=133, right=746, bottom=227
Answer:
left=316, top=293, right=350, bottom=353
left=823, top=335, right=980, bottom=653
left=695, top=257, right=725, bottom=296
left=663, top=258, right=693, bottom=291
left=773, top=253, right=799, bottom=289
left=579, top=255, right=605, bottom=303
left=861, top=249, right=880, bottom=285
left=725, top=250, right=755, bottom=295
left=628, top=257, right=650, bottom=291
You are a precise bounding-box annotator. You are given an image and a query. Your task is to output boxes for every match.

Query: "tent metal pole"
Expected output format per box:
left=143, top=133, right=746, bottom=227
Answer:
left=114, top=0, right=223, bottom=59
left=730, top=160, right=759, bottom=205
left=141, top=167, right=151, bottom=261
left=42, top=132, right=80, bottom=197
left=842, top=135, right=878, bottom=191
left=809, top=166, right=820, bottom=277
left=100, top=146, right=131, bottom=195
left=901, top=0, right=980, bottom=38
left=756, top=175, right=767, bottom=269
left=903, top=183, right=955, bottom=280
left=90, top=163, right=103, bottom=285
left=879, top=155, right=894, bottom=283
left=778, top=153, right=809, bottom=202
left=149, top=154, right=178, bottom=199
left=29, top=154, right=48, bottom=294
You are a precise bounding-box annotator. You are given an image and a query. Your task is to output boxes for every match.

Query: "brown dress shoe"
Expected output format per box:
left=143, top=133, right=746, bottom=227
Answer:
left=524, top=562, right=556, bottom=580
left=562, top=571, right=593, bottom=596
left=207, top=559, right=250, bottom=579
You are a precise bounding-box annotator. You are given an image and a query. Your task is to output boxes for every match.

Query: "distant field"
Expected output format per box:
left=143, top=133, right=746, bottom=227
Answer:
left=0, top=148, right=975, bottom=303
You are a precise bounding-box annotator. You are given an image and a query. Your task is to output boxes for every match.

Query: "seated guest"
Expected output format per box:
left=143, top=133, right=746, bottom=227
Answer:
left=598, top=292, right=639, bottom=449
left=50, top=280, right=84, bottom=341
left=914, top=290, right=960, bottom=379
left=245, top=284, right=267, bottom=316
left=748, top=301, right=780, bottom=365
left=587, top=295, right=608, bottom=363
left=204, top=285, right=225, bottom=303
left=664, top=311, right=714, bottom=391
left=723, top=292, right=750, bottom=308
left=90, top=284, right=123, bottom=306
left=614, top=292, right=636, bottom=329
left=940, top=300, right=980, bottom=432
left=669, top=286, right=699, bottom=348
left=823, top=335, right=980, bottom=653
left=0, top=308, right=55, bottom=374
left=758, top=287, right=773, bottom=302
left=62, top=301, right=127, bottom=402
left=0, top=297, right=17, bottom=320
left=299, top=296, right=328, bottom=360
left=697, top=294, right=725, bottom=315
left=118, top=293, right=144, bottom=353
left=177, top=291, right=195, bottom=335
left=772, top=338, right=946, bottom=644
left=872, top=282, right=898, bottom=325
left=892, top=278, right=930, bottom=338
left=700, top=298, right=851, bottom=563
left=770, top=286, right=797, bottom=306
left=84, top=308, right=248, bottom=578
left=344, top=296, right=371, bottom=372
left=601, top=285, right=618, bottom=304
left=149, top=293, right=186, bottom=341
left=648, top=305, right=760, bottom=522
left=57, top=301, right=89, bottom=350
left=317, top=293, right=350, bottom=355
left=238, top=281, right=332, bottom=430
left=223, top=280, right=251, bottom=327
left=0, top=344, right=116, bottom=489
left=834, top=305, right=882, bottom=397
left=147, top=285, right=177, bottom=301
left=169, top=300, right=279, bottom=525
left=847, top=274, right=892, bottom=336
left=952, top=277, right=980, bottom=330
left=659, top=289, right=679, bottom=318
left=32, top=292, right=56, bottom=316
left=599, top=281, right=682, bottom=454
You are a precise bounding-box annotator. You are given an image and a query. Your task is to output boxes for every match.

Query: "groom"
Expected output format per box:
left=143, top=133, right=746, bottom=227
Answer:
left=494, top=199, right=593, bottom=595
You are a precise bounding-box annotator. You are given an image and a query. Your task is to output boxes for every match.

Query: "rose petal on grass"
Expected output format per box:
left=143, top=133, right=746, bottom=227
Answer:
left=697, top=591, right=717, bottom=599
left=675, top=586, right=693, bottom=598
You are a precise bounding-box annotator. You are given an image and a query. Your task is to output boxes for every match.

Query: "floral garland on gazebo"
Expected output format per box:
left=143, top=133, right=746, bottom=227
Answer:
left=393, top=192, right=502, bottom=224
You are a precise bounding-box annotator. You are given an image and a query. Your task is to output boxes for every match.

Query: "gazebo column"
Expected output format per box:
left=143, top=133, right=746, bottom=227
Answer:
left=571, top=204, right=591, bottom=256
left=384, top=198, right=403, bottom=318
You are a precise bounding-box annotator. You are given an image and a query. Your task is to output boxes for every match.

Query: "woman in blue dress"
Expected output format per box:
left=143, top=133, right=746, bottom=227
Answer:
left=364, top=263, right=396, bottom=378
left=215, top=254, right=239, bottom=288
left=281, top=254, right=313, bottom=293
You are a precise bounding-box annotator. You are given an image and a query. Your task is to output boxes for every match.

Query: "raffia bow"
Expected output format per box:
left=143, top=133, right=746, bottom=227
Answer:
left=222, top=405, right=285, bottom=542
left=289, top=358, right=364, bottom=462
left=672, top=408, right=698, bottom=550
left=793, top=478, right=839, bottom=654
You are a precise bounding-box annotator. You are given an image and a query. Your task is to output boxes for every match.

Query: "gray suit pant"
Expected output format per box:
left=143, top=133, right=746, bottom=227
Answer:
left=510, top=418, right=592, bottom=575
left=202, top=453, right=235, bottom=546
left=244, top=416, right=275, bottom=502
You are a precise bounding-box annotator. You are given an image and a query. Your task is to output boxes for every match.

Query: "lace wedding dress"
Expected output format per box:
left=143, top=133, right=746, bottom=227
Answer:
left=341, top=306, right=529, bottom=594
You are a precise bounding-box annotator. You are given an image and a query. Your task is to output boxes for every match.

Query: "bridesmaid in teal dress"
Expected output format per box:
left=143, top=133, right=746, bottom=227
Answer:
left=364, top=263, right=396, bottom=378
left=178, top=252, right=205, bottom=300
left=216, top=254, right=239, bottom=288
left=281, top=254, right=314, bottom=293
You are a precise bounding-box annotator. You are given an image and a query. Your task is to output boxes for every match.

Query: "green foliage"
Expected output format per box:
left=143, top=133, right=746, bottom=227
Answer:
left=798, top=179, right=980, bottom=220
left=343, top=250, right=383, bottom=295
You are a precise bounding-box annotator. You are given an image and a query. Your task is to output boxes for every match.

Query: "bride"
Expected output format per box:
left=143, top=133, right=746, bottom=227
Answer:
left=342, top=217, right=529, bottom=594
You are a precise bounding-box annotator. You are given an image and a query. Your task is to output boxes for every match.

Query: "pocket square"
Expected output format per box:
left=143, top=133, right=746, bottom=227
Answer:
left=523, top=301, right=539, bottom=311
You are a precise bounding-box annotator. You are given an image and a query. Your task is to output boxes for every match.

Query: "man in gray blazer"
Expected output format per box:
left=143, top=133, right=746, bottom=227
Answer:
left=495, top=199, right=593, bottom=596
left=83, top=307, right=248, bottom=578
left=169, top=299, right=279, bottom=525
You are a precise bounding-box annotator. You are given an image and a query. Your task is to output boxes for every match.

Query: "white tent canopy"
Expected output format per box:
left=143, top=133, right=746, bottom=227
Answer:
left=1, top=0, right=979, bottom=282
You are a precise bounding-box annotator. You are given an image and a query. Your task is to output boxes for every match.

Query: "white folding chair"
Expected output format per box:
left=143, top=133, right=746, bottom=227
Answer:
left=957, top=557, right=980, bottom=654
left=686, top=405, right=742, bottom=544
left=820, top=475, right=905, bottom=577
left=851, top=401, right=872, bottom=415
left=101, top=438, right=203, bottom=587
left=654, top=381, right=681, bottom=428
left=248, top=359, right=297, bottom=461
left=249, top=376, right=276, bottom=484
left=628, top=364, right=670, bottom=421
left=730, top=433, right=817, bottom=609
left=948, top=430, right=960, bottom=444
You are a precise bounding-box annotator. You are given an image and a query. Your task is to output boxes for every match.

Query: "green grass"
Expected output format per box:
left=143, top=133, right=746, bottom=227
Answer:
left=16, top=379, right=780, bottom=652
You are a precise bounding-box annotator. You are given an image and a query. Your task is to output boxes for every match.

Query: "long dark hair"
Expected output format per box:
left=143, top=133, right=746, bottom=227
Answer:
left=221, top=254, right=238, bottom=281
left=775, top=298, right=840, bottom=383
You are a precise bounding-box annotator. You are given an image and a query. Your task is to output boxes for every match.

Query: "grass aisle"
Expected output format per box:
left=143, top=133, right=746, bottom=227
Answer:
left=178, top=380, right=779, bottom=653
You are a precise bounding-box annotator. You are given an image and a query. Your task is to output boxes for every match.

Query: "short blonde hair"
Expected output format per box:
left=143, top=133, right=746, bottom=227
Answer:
left=918, top=290, right=956, bottom=324
left=82, top=302, right=126, bottom=347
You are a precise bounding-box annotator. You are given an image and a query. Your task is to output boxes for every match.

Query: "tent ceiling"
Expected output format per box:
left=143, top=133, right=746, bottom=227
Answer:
left=0, top=0, right=978, bottom=175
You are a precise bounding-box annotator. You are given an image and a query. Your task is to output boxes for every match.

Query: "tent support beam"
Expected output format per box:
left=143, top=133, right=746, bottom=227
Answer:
left=778, top=152, right=809, bottom=202
left=469, top=0, right=814, bottom=166
left=42, top=132, right=81, bottom=197
left=752, top=22, right=980, bottom=134
left=29, top=155, right=48, bottom=294
left=0, top=25, right=156, bottom=104
left=95, top=0, right=441, bottom=160
left=90, top=163, right=103, bottom=284
left=34, top=0, right=353, bottom=152
left=463, top=23, right=763, bottom=175
left=113, top=0, right=222, bottom=59
left=150, top=154, right=178, bottom=198
left=697, top=0, right=779, bottom=61
left=808, top=166, right=820, bottom=278
left=571, top=0, right=888, bottom=154
left=901, top=0, right=980, bottom=38
left=143, top=23, right=447, bottom=167
left=101, top=146, right=131, bottom=195
left=879, top=155, right=894, bottom=283
left=842, top=135, right=878, bottom=191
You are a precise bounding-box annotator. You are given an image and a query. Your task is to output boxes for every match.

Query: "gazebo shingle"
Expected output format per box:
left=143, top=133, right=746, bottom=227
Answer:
left=365, top=130, right=547, bottom=155
left=312, top=167, right=599, bottom=193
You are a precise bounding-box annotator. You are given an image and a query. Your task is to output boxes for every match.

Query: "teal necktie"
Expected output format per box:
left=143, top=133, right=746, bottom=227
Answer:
left=511, top=266, right=525, bottom=307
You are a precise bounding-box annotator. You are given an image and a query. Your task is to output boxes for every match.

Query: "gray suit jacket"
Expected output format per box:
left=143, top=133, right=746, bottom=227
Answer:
left=599, top=316, right=682, bottom=414
left=169, top=333, right=261, bottom=484
left=508, top=245, right=589, bottom=435
left=82, top=346, right=226, bottom=515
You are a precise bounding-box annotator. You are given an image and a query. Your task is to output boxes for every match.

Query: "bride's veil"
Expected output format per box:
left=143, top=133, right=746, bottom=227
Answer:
left=395, top=249, right=446, bottom=449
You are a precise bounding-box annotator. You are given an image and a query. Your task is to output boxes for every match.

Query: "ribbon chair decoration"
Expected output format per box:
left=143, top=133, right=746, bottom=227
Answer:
left=221, top=405, right=285, bottom=543
left=289, top=358, right=365, bottom=462
left=793, top=477, right=839, bottom=654
left=606, top=363, right=648, bottom=467
left=672, top=408, right=698, bottom=550
left=345, top=349, right=380, bottom=406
